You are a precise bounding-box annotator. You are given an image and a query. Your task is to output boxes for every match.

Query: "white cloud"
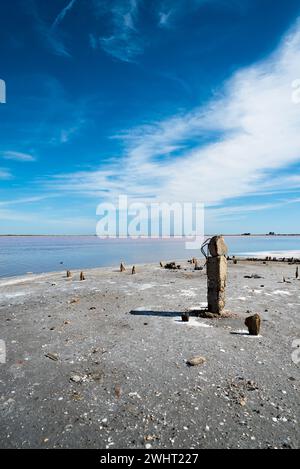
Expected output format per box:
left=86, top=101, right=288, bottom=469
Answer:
left=1, top=151, right=36, bottom=162
left=207, top=197, right=300, bottom=221
left=0, top=196, right=50, bottom=207
left=96, top=0, right=143, bottom=62
left=0, top=168, right=12, bottom=180
left=51, top=0, right=77, bottom=30
left=0, top=209, right=35, bottom=222
left=157, top=0, right=237, bottom=29
left=60, top=118, right=86, bottom=143
left=30, top=0, right=250, bottom=60
left=158, top=10, right=174, bottom=28
left=29, top=2, right=71, bottom=57
left=46, top=34, right=70, bottom=57
left=47, top=19, right=300, bottom=214
left=95, top=0, right=209, bottom=59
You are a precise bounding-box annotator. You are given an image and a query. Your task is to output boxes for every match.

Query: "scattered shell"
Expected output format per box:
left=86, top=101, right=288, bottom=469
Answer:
left=69, top=298, right=80, bottom=304
left=187, top=356, right=206, bottom=367
left=70, top=374, right=84, bottom=383
left=45, top=352, right=58, bottom=362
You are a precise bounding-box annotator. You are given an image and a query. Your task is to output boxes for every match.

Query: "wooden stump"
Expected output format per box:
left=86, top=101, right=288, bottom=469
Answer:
left=181, top=312, right=190, bottom=322
left=80, top=272, right=85, bottom=281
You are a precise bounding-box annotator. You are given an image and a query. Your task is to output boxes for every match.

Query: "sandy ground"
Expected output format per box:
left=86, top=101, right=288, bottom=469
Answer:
left=0, top=259, right=299, bottom=449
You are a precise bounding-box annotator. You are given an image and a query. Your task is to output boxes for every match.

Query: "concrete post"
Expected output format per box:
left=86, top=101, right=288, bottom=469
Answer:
left=207, top=236, right=228, bottom=315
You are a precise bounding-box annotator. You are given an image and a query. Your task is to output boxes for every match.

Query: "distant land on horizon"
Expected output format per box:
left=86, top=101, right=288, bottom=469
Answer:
left=1, top=234, right=300, bottom=238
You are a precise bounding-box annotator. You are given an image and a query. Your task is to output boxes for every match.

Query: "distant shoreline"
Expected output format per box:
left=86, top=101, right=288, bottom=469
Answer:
left=1, top=234, right=300, bottom=238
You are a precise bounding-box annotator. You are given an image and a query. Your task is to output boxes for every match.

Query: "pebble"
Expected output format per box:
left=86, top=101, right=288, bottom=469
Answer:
left=187, top=356, right=206, bottom=367
left=70, top=374, right=83, bottom=383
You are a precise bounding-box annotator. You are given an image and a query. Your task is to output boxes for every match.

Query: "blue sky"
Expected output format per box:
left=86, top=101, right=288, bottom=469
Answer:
left=1, top=0, right=300, bottom=234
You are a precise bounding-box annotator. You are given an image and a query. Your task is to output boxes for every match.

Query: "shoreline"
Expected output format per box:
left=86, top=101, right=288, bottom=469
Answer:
left=2, top=236, right=300, bottom=279
left=1, top=234, right=300, bottom=237
left=1, top=254, right=300, bottom=282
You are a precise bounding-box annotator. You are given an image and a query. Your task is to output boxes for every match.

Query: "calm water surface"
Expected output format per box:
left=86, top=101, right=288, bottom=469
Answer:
left=0, top=236, right=300, bottom=278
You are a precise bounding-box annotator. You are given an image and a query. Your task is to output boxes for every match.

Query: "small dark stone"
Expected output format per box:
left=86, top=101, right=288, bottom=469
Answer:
left=245, top=313, right=261, bottom=336
left=164, top=262, right=179, bottom=270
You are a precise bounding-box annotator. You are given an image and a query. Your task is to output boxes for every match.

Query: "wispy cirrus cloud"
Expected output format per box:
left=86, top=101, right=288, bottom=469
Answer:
left=46, top=18, right=300, bottom=217
left=11, top=76, right=88, bottom=148
left=0, top=208, right=35, bottom=222
left=93, top=0, right=207, bottom=60
left=59, top=117, right=86, bottom=144
left=158, top=9, right=174, bottom=28
left=51, top=0, right=78, bottom=31
left=28, top=0, right=71, bottom=57
left=156, top=0, right=211, bottom=28
left=31, top=0, right=143, bottom=60
left=1, top=151, right=36, bottom=162
left=0, top=196, right=49, bottom=207
left=207, top=197, right=300, bottom=220
left=157, top=0, right=251, bottom=29
left=93, top=0, right=143, bottom=62
left=29, top=0, right=250, bottom=61
left=0, top=168, right=12, bottom=180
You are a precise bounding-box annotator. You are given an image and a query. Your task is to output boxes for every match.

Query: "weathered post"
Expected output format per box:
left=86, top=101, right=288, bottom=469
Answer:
left=80, top=271, right=85, bottom=281
left=207, top=236, right=228, bottom=315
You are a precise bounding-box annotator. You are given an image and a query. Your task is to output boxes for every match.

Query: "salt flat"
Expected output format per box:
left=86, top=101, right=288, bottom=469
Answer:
left=0, top=260, right=299, bottom=449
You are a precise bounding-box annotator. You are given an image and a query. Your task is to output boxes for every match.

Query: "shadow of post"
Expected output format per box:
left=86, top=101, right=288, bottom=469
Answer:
left=130, top=310, right=181, bottom=317
left=129, top=310, right=207, bottom=318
